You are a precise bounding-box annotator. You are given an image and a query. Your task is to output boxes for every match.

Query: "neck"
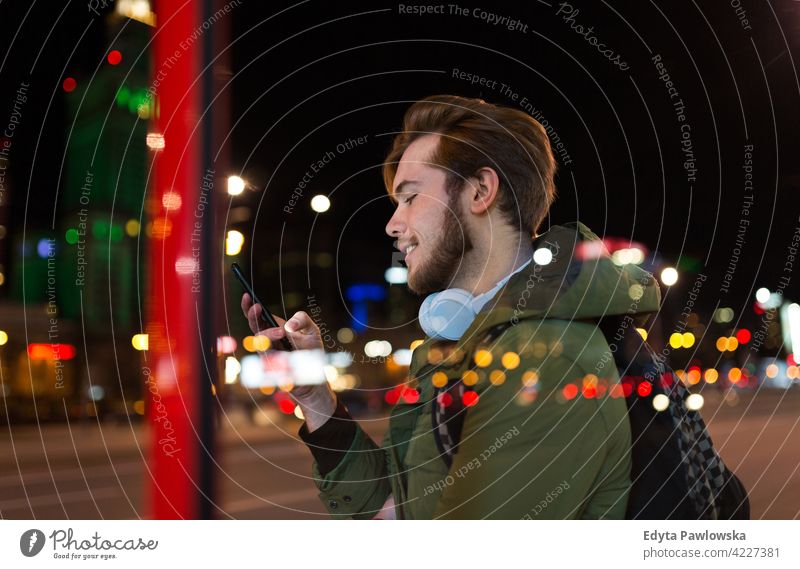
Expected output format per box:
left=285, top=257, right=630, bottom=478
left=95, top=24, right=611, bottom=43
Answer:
left=450, top=229, right=534, bottom=296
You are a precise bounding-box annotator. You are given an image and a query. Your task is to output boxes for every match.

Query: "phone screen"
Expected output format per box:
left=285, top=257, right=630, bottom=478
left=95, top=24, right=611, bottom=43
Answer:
left=231, top=263, right=294, bottom=350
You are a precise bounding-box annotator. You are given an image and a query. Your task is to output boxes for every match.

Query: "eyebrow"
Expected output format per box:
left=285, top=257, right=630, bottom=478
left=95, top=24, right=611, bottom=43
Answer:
left=390, top=180, right=420, bottom=203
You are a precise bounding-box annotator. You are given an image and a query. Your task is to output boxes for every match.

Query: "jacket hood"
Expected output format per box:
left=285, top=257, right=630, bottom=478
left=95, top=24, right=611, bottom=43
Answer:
left=443, top=221, right=662, bottom=351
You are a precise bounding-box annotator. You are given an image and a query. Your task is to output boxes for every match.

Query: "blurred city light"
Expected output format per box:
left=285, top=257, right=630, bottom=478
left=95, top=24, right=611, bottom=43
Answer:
left=131, top=334, right=149, bottom=351
left=713, top=307, right=734, bottom=323
left=107, top=50, right=122, bottom=65
left=125, top=219, right=140, bottom=237
left=116, top=0, right=156, bottom=26
left=0, top=330, right=8, bottom=345
left=62, top=77, right=77, bottom=92
left=755, top=287, right=771, bottom=303
left=336, top=328, right=354, bottom=343
left=145, top=132, right=165, bottom=150
left=310, top=194, right=331, bottom=213
left=686, top=393, right=704, bottom=411
left=636, top=328, right=648, bottom=341
left=533, top=247, right=553, bottom=265
left=392, top=349, right=412, bottom=366
left=652, top=393, right=669, bottom=412
left=384, top=266, right=408, bottom=284
left=225, top=357, right=241, bottom=384
left=364, top=340, right=392, bottom=357
left=28, top=344, right=76, bottom=360
left=225, top=230, right=244, bottom=256
left=660, top=267, right=678, bottom=286
left=217, top=336, right=237, bottom=354
left=227, top=175, right=245, bottom=196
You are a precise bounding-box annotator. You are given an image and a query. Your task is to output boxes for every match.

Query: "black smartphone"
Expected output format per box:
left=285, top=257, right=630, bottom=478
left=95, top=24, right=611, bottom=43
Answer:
left=231, top=262, right=294, bottom=351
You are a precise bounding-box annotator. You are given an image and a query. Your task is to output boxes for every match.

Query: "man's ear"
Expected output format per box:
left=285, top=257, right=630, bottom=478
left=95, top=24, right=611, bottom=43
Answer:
left=467, top=167, right=501, bottom=215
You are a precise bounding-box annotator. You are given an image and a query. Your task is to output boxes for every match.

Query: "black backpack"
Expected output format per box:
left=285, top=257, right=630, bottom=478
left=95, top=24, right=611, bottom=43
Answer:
left=431, top=315, right=750, bottom=520
left=596, top=315, right=750, bottom=519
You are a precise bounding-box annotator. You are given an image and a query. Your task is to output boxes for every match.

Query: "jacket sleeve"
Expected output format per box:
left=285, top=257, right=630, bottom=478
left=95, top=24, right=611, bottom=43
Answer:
left=432, top=344, right=631, bottom=520
left=299, top=401, right=392, bottom=519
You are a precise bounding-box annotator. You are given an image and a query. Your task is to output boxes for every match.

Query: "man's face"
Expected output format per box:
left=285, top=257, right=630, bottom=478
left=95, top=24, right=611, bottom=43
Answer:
left=385, top=135, right=474, bottom=295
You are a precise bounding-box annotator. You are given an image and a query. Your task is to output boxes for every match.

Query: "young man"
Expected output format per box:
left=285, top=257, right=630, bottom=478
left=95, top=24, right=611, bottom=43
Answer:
left=242, top=95, right=661, bottom=519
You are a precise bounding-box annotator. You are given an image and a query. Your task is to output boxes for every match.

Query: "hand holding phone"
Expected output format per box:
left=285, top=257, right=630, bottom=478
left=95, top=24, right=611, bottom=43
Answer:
left=232, top=262, right=295, bottom=351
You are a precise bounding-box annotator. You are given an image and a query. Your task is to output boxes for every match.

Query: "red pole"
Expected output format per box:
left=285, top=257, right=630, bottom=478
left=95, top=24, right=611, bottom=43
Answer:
left=146, top=0, right=222, bottom=519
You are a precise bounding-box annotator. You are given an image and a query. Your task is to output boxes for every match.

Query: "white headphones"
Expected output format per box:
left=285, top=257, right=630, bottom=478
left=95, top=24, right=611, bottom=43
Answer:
left=418, top=259, right=532, bottom=340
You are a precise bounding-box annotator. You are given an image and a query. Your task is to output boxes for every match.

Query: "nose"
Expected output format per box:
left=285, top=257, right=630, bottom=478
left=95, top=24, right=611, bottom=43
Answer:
left=385, top=205, right=406, bottom=238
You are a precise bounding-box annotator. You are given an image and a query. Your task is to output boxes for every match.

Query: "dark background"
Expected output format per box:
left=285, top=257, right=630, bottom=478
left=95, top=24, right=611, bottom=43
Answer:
left=1, top=0, right=798, bottom=332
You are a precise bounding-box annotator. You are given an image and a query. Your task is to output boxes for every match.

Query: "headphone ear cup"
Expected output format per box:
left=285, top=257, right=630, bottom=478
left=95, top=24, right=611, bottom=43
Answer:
left=419, top=288, right=477, bottom=340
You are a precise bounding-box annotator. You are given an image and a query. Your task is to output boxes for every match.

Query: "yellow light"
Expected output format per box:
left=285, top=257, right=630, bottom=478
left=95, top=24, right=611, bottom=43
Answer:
left=652, top=394, right=669, bottom=412
left=635, top=328, right=648, bottom=341
left=310, top=195, right=331, bottom=213
left=474, top=349, right=493, bottom=368
left=765, top=364, right=779, bottom=378
left=226, top=230, right=244, bottom=256
left=728, top=367, right=742, bottom=383
left=133, top=400, right=145, bottom=415
left=788, top=366, right=799, bottom=379
left=501, top=351, right=520, bottom=370
left=131, top=333, right=149, bottom=351
left=462, top=370, right=479, bottom=386
left=260, top=386, right=276, bottom=395
left=716, top=337, right=728, bottom=352
left=410, top=339, right=424, bottom=351
left=704, top=369, right=718, bottom=384
left=682, top=332, right=695, bottom=348
left=125, top=219, right=140, bottom=237
left=243, top=336, right=256, bottom=352
left=669, top=333, right=683, bottom=349
left=489, top=370, right=506, bottom=385
left=0, top=330, right=7, bottom=345
left=521, top=370, right=539, bottom=387
left=726, top=337, right=739, bottom=351
left=687, top=369, right=701, bottom=385
left=253, top=335, right=270, bottom=351
left=432, top=372, right=448, bottom=388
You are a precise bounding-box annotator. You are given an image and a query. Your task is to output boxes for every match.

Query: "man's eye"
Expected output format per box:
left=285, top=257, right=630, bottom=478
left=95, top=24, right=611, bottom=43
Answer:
left=403, top=194, right=416, bottom=204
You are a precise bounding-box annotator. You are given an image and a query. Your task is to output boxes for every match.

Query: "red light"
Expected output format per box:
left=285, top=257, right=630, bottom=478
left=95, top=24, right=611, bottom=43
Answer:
left=402, top=388, right=420, bottom=404
left=28, top=343, right=76, bottom=360
left=278, top=400, right=295, bottom=414
left=621, top=382, right=633, bottom=397
left=788, top=354, right=797, bottom=366
left=637, top=382, right=652, bottom=397
left=108, top=50, right=122, bottom=65
left=62, top=77, right=77, bottom=92
left=736, top=329, right=751, bottom=344
left=582, top=385, right=596, bottom=399
left=562, top=384, right=578, bottom=400
left=384, top=389, right=400, bottom=405
left=437, top=392, right=453, bottom=407
left=753, top=302, right=764, bottom=315
left=462, top=391, right=479, bottom=407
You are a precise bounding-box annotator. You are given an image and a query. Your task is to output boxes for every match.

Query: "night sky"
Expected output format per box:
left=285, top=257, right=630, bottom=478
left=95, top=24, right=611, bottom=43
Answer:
left=1, top=0, right=799, bottom=328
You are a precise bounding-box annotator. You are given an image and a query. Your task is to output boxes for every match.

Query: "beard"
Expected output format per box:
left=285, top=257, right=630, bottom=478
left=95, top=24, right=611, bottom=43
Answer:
left=407, top=192, right=474, bottom=295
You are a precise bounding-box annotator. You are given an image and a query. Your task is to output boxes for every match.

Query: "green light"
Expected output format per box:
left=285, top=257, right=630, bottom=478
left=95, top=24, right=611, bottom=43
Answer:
left=92, top=220, right=109, bottom=238
left=65, top=228, right=79, bottom=244
left=116, top=86, right=130, bottom=107
left=110, top=225, right=123, bottom=242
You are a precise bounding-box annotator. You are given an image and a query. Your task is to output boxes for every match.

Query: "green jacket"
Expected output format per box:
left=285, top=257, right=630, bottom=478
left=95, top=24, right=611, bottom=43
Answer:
left=310, top=222, right=661, bottom=519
